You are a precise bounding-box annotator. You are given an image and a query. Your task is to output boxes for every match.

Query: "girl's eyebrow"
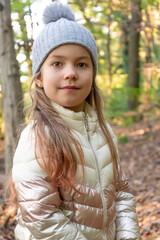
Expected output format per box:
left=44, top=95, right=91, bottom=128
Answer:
left=49, top=54, right=90, bottom=61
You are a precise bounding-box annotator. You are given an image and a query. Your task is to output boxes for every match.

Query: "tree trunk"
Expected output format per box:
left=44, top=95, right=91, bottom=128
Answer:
left=0, top=0, right=24, bottom=174
left=128, top=0, right=141, bottom=110
left=121, top=20, right=129, bottom=74
left=17, top=5, right=33, bottom=75
left=106, top=0, right=112, bottom=95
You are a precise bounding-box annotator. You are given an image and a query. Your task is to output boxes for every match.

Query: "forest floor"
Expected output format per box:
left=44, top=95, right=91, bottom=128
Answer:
left=0, top=115, right=160, bottom=239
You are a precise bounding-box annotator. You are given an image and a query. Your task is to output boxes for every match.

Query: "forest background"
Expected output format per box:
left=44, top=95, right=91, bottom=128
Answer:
left=0, top=0, right=160, bottom=171
left=0, top=0, right=160, bottom=239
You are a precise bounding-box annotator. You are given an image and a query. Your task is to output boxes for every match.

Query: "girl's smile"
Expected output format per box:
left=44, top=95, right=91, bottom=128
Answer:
left=60, top=85, right=80, bottom=91
left=36, top=44, right=93, bottom=112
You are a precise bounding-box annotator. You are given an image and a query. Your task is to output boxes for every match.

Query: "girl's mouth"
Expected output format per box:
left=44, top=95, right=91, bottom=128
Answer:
left=61, top=86, right=79, bottom=89
left=60, top=86, right=79, bottom=92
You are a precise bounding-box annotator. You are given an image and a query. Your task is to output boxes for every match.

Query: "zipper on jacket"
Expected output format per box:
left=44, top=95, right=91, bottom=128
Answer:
left=84, top=115, right=107, bottom=240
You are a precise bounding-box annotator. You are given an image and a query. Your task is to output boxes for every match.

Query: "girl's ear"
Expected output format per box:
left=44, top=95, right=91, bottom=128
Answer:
left=35, top=72, right=43, bottom=88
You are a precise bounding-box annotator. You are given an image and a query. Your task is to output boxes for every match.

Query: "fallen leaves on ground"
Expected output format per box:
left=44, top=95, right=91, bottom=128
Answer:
left=0, top=116, right=160, bottom=239
left=114, top=116, right=160, bottom=240
left=0, top=199, right=17, bottom=240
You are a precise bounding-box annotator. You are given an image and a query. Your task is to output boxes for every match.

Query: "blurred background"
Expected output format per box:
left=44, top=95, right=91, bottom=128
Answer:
left=0, top=0, right=160, bottom=239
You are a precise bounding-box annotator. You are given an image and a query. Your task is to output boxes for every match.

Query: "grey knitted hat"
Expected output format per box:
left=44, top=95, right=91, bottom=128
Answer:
left=32, top=2, right=98, bottom=76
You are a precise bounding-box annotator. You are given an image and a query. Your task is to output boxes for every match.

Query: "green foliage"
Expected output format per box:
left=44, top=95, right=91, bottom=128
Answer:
left=118, top=135, right=129, bottom=143
left=122, top=116, right=135, bottom=127
left=104, top=87, right=128, bottom=119
left=141, top=0, right=160, bottom=8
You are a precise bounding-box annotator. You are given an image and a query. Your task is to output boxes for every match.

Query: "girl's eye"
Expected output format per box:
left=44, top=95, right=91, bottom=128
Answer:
left=77, top=62, right=87, bottom=68
left=53, top=62, right=63, bottom=67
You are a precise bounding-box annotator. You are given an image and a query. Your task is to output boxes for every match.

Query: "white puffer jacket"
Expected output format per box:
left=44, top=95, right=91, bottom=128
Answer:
left=12, top=102, right=141, bottom=240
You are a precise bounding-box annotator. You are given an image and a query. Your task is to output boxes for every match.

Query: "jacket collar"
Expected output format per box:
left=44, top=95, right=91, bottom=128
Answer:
left=50, top=101, right=98, bottom=133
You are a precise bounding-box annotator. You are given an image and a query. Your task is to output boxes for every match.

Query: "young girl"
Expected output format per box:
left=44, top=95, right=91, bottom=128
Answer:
left=11, top=2, right=140, bottom=240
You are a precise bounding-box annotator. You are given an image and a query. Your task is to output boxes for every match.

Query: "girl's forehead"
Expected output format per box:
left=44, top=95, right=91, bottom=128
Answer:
left=48, top=44, right=91, bottom=58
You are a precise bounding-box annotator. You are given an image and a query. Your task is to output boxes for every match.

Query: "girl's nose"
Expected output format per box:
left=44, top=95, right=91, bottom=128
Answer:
left=64, top=66, right=78, bottom=80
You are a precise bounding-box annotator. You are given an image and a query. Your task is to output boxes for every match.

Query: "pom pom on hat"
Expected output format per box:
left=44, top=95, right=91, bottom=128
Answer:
left=43, top=2, right=75, bottom=24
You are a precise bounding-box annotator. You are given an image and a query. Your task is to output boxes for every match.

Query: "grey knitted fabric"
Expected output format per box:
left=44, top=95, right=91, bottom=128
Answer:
left=32, top=2, right=97, bottom=76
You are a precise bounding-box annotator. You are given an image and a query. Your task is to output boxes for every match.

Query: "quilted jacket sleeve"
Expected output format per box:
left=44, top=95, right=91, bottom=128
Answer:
left=107, top=124, right=141, bottom=239
left=115, top=189, right=141, bottom=240
left=12, top=124, right=87, bottom=240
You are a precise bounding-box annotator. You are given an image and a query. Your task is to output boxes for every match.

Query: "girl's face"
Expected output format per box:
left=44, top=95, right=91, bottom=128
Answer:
left=37, top=44, right=93, bottom=112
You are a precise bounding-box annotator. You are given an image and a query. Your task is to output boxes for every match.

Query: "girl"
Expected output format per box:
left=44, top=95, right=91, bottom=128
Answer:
left=11, top=2, right=140, bottom=240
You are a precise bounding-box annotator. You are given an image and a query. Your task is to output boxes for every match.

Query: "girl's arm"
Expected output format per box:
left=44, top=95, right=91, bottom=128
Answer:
left=107, top=124, right=141, bottom=239
left=115, top=179, right=141, bottom=240
left=12, top=124, right=87, bottom=240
